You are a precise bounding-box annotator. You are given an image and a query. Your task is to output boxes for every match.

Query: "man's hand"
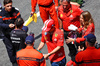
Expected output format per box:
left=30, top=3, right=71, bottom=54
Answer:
left=66, top=37, right=75, bottom=44
left=78, top=46, right=84, bottom=52
left=9, top=24, right=15, bottom=28
left=43, top=54, right=49, bottom=60
left=30, top=11, right=35, bottom=16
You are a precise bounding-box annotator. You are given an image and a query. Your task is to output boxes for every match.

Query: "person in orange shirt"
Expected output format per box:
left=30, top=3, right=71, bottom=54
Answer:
left=31, top=0, right=59, bottom=28
left=16, top=35, right=46, bottom=66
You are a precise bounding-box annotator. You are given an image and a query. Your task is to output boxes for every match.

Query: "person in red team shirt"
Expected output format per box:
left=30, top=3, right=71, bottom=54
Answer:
left=37, top=19, right=66, bottom=66
left=66, top=11, right=95, bottom=66
left=31, top=0, right=59, bottom=28
left=58, top=0, right=83, bottom=65
left=75, top=34, right=100, bottom=66
left=66, top=11, right=95, bottom=45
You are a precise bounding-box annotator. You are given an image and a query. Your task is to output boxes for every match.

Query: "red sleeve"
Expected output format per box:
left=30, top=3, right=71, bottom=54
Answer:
left=57, top=32, right=64, bottom=46
left=83, top=23, right=95, bottom=37
left=31, top=0, right=37, bottom=12
left=54, top=0, right=58, bottom=6
left=76, top=37, right=85, bottom=43
left=75, top=52, right=83, bottom=64
left=58, top=6, right=62, bottom=18
left=58, top=6, right=65, bottom=20
left=41, top=32, right=45, bottom=43
left=78, top=27, right=83, bottom=33
left=76, top=23, right=95, bottom=43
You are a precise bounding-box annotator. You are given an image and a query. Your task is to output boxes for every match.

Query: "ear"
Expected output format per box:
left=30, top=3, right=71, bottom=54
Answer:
left=4, top=5, right=5, bottom=7
left=25, top=42, right=27, bottom=45
left=85, top=41, right=88, bottom=47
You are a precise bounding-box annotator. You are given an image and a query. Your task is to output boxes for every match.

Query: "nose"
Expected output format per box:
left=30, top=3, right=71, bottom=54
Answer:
left=9, top=5, right=12, bottom=8
left=63, top=5, right=67, bottom=9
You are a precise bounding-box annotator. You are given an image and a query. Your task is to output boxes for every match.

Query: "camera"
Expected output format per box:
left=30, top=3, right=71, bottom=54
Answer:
left=95, top=43, right=100, bottom=49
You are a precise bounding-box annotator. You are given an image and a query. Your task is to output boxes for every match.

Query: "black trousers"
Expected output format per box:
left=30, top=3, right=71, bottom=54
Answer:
left=3, top=35, right=16, bottom=63
left=64, top=30, right=77, bottom=61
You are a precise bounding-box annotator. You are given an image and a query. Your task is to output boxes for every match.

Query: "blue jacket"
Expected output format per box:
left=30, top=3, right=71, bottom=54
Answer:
left=0, top=7, right=21, bottom=37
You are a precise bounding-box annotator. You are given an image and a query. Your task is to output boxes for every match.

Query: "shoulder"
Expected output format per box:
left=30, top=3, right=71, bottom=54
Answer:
left=16, top=49, right=23, bottom=54
left=0, top=8, right=6, bottom=16
left=71, top=4, right=83, bottom=12
left=34, top=49, right=44, bottom=58
left=76, top=50, right=87, bottom=57
left=56, top=29, right=63, bottom=34
left=58, top=5, right=63, bottom=12
left=11, top=7, right=20, bottom=14
left=12, top=7, right=19, bottom=11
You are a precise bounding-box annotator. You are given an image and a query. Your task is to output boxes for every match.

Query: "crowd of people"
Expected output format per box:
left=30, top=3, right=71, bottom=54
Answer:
left=0, top=0, right=100, bottom=66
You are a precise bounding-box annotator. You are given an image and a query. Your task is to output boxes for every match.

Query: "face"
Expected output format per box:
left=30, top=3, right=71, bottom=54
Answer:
left=49, top=27, right=55, bottom=33
left=4, top=3, right=12, bottom=12
left=62, top=1, right=70, bottom=12
left=80, top=15, right=84, bottom=25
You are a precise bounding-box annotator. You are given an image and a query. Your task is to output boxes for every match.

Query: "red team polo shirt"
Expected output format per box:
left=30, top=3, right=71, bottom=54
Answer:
left=75, top=47, right=100, bottom=66
left=41, top=28, right=65, bottom=62
left=58, top=4, right=83, bottom=31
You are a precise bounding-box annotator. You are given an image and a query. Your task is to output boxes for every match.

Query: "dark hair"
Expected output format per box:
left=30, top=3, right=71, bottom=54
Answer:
left=3, top=0, right=12, bottom=5
left=62, top=0, right=70, bottom=3
left=15, top=18, right=24, bottom=28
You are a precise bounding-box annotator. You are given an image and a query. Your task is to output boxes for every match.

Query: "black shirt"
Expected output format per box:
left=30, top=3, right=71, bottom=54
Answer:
left=10, top=29, right=27, bottom=52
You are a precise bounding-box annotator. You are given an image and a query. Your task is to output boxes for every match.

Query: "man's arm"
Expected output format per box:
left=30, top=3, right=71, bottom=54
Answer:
left=37, top=42, right=45, bottom=50
left=0, top=17, right=14, bottom=29
left=58, top=18, right=63, bottom=30
left=43, top=46, right=62, bottom=59
left=31, top=0, right=37, bottom=15
left=58, top=7, right=63, bottom=30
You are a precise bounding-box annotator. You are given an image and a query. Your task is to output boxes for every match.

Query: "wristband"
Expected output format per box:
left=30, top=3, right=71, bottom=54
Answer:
left=48, top=53, right=51, bottom=56
left=59, top=28, right=63, bottom=30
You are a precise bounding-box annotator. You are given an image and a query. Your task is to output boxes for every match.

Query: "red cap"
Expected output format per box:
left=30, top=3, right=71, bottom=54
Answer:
left=42, top=19, right=54, bottom=31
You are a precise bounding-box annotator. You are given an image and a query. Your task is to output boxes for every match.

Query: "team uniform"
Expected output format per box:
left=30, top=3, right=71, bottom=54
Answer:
left=10, top=29, right=27, bottom=53
left=16, top=46, right=46, bottom=66
left=76, top=23, right=95, bottom=43
left=41, top=28, right=66, bottom=64
left=58, top=4, right=83, bottom=61
left=58, top=4, right=83, bottom=32
left=0, top=7, right=21, bottom=63
left=75, top=47, right=100, bottom=66
left=31, top=0, right=59, bottom=28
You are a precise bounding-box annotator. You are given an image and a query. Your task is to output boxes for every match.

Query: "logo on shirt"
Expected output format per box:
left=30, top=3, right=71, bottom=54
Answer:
left=55, top=33, right=58, bottom=37
left=45, top=37, right=47, bottom=40
left=70, top=15, right=73, bottom=18
left=70, top=10, right=73, bottom=13
left=60, top=14, right=63, bottom=18
left=13, top=13, right=17, bottom=16
left=54, top=39, right=57, bottom=41
left=45, top=32, right=47, bottom=35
